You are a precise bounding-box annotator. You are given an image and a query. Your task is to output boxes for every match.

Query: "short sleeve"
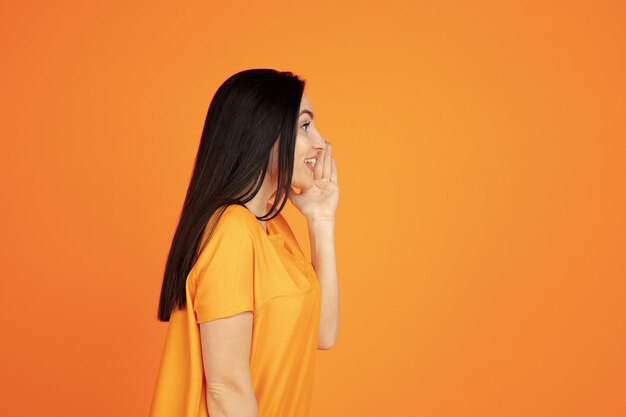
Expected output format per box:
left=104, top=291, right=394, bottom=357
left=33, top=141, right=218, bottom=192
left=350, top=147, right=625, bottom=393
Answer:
left=192, top=212, right=255, bottom=324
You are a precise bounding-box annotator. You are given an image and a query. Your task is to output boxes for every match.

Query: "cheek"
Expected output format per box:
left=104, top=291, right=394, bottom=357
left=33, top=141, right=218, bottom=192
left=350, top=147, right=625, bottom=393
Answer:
left=294, top=134, right=310, bottom=156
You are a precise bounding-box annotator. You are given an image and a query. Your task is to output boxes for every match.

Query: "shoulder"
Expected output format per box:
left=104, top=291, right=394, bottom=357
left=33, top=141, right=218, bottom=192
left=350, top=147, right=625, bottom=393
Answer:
left=222, top=204, right=256, bottom=224
left=194, top=204, right=257, bottom=265
left=213, top=204, right=258, bottom=235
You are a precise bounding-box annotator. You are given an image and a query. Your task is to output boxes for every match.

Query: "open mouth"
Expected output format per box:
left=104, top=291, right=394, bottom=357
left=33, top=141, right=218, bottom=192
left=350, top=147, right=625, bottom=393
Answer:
left=304, top=157, right=316, bottom=172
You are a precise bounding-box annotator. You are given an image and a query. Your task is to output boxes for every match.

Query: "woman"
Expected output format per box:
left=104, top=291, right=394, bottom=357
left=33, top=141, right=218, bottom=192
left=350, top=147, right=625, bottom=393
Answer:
left=149, top=68, right=340, bottom=417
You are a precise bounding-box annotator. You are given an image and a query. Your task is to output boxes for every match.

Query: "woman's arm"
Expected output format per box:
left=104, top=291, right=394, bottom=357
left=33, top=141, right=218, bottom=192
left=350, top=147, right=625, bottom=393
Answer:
left=307, top=216, right=339, bottom=350
left=200, top=311, right=258, bottom=417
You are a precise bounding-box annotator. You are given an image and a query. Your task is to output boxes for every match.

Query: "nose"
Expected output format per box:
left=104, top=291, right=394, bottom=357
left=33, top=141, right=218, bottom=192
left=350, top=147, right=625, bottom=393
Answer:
left=312, top=140, right=326, bottom=158
left=313, top=135, right=327, bottom=150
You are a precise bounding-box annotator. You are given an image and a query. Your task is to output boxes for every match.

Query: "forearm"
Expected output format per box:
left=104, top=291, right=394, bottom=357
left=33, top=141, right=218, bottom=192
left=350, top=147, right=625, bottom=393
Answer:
left=307, top=216, right=339, bottom=349
left=206, top=384, right=258, bottom=417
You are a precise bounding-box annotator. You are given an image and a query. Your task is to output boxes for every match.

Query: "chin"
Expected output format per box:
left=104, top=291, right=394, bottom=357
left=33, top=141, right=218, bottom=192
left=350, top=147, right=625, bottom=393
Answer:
left=291, top=173, right=313, bottom=191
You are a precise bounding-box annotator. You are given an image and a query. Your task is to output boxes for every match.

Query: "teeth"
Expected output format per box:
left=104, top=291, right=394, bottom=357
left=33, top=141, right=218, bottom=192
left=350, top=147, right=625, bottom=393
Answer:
left=304, top=158, right=316, bottom=164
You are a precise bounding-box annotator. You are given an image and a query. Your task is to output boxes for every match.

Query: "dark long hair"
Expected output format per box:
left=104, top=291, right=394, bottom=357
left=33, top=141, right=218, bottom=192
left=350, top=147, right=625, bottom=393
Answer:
left=157, top=68, right=306, bottom=321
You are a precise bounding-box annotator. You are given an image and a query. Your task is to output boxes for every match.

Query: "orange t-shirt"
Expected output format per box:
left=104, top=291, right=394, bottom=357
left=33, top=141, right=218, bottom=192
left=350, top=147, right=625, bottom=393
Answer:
left=149, top=203, right=321, bottom=417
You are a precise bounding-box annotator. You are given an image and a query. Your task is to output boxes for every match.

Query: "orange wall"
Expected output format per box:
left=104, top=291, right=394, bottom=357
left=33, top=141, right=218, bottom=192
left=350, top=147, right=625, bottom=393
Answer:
left=1, top=1, right=625, bottom=416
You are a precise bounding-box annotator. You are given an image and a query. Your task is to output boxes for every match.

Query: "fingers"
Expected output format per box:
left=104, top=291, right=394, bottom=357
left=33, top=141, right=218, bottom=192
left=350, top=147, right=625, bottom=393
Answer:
left=331, top=157, right=337, bottom=183
left=314, top=147, right=324, bottom=180
left=323, top=143, right=331, bottom=179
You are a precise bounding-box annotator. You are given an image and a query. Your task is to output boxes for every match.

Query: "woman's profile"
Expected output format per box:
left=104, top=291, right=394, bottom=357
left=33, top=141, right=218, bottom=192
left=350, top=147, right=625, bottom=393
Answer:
left=149, top=68, right=340, bottom=417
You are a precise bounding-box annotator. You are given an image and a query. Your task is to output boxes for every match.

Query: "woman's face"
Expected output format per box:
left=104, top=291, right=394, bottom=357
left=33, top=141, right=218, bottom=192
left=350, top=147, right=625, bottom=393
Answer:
left=268, top=94, right=327, bottom=192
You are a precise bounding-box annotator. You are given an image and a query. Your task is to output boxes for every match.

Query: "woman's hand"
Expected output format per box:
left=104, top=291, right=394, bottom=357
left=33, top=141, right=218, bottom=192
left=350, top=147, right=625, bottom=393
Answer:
left=288, top=143, right=339, bottom=221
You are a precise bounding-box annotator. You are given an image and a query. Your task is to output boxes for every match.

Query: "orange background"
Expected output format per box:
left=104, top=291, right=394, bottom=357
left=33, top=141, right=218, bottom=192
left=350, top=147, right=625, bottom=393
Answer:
left=1, top=1, right=625, bottom=416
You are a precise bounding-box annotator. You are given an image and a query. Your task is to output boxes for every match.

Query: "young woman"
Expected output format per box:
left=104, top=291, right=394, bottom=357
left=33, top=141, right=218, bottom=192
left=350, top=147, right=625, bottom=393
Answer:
left=149, top=69, right=340, bottom=417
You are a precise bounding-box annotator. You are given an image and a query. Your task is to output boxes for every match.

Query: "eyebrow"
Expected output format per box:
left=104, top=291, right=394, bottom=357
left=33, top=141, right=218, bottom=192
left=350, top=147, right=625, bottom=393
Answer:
left=299, top=110, right=314, bottom=119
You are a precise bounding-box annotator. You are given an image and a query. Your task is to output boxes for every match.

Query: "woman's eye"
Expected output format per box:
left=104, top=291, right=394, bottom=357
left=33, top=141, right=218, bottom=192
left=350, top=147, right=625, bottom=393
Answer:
left=301, top=122, right=310, bottom=131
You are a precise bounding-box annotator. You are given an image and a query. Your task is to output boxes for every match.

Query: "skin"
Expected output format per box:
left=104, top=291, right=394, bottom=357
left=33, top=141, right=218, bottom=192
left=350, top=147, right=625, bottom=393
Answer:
left=245, top=92, right=340, bottom=349
left=245, top=93, right=337, bottom=223
left=200, top=93, right=340, bottom=416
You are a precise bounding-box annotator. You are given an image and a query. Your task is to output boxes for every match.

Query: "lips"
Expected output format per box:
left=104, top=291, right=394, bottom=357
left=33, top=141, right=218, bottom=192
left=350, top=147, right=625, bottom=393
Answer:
left=304, top=153, right=319, bottom=173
